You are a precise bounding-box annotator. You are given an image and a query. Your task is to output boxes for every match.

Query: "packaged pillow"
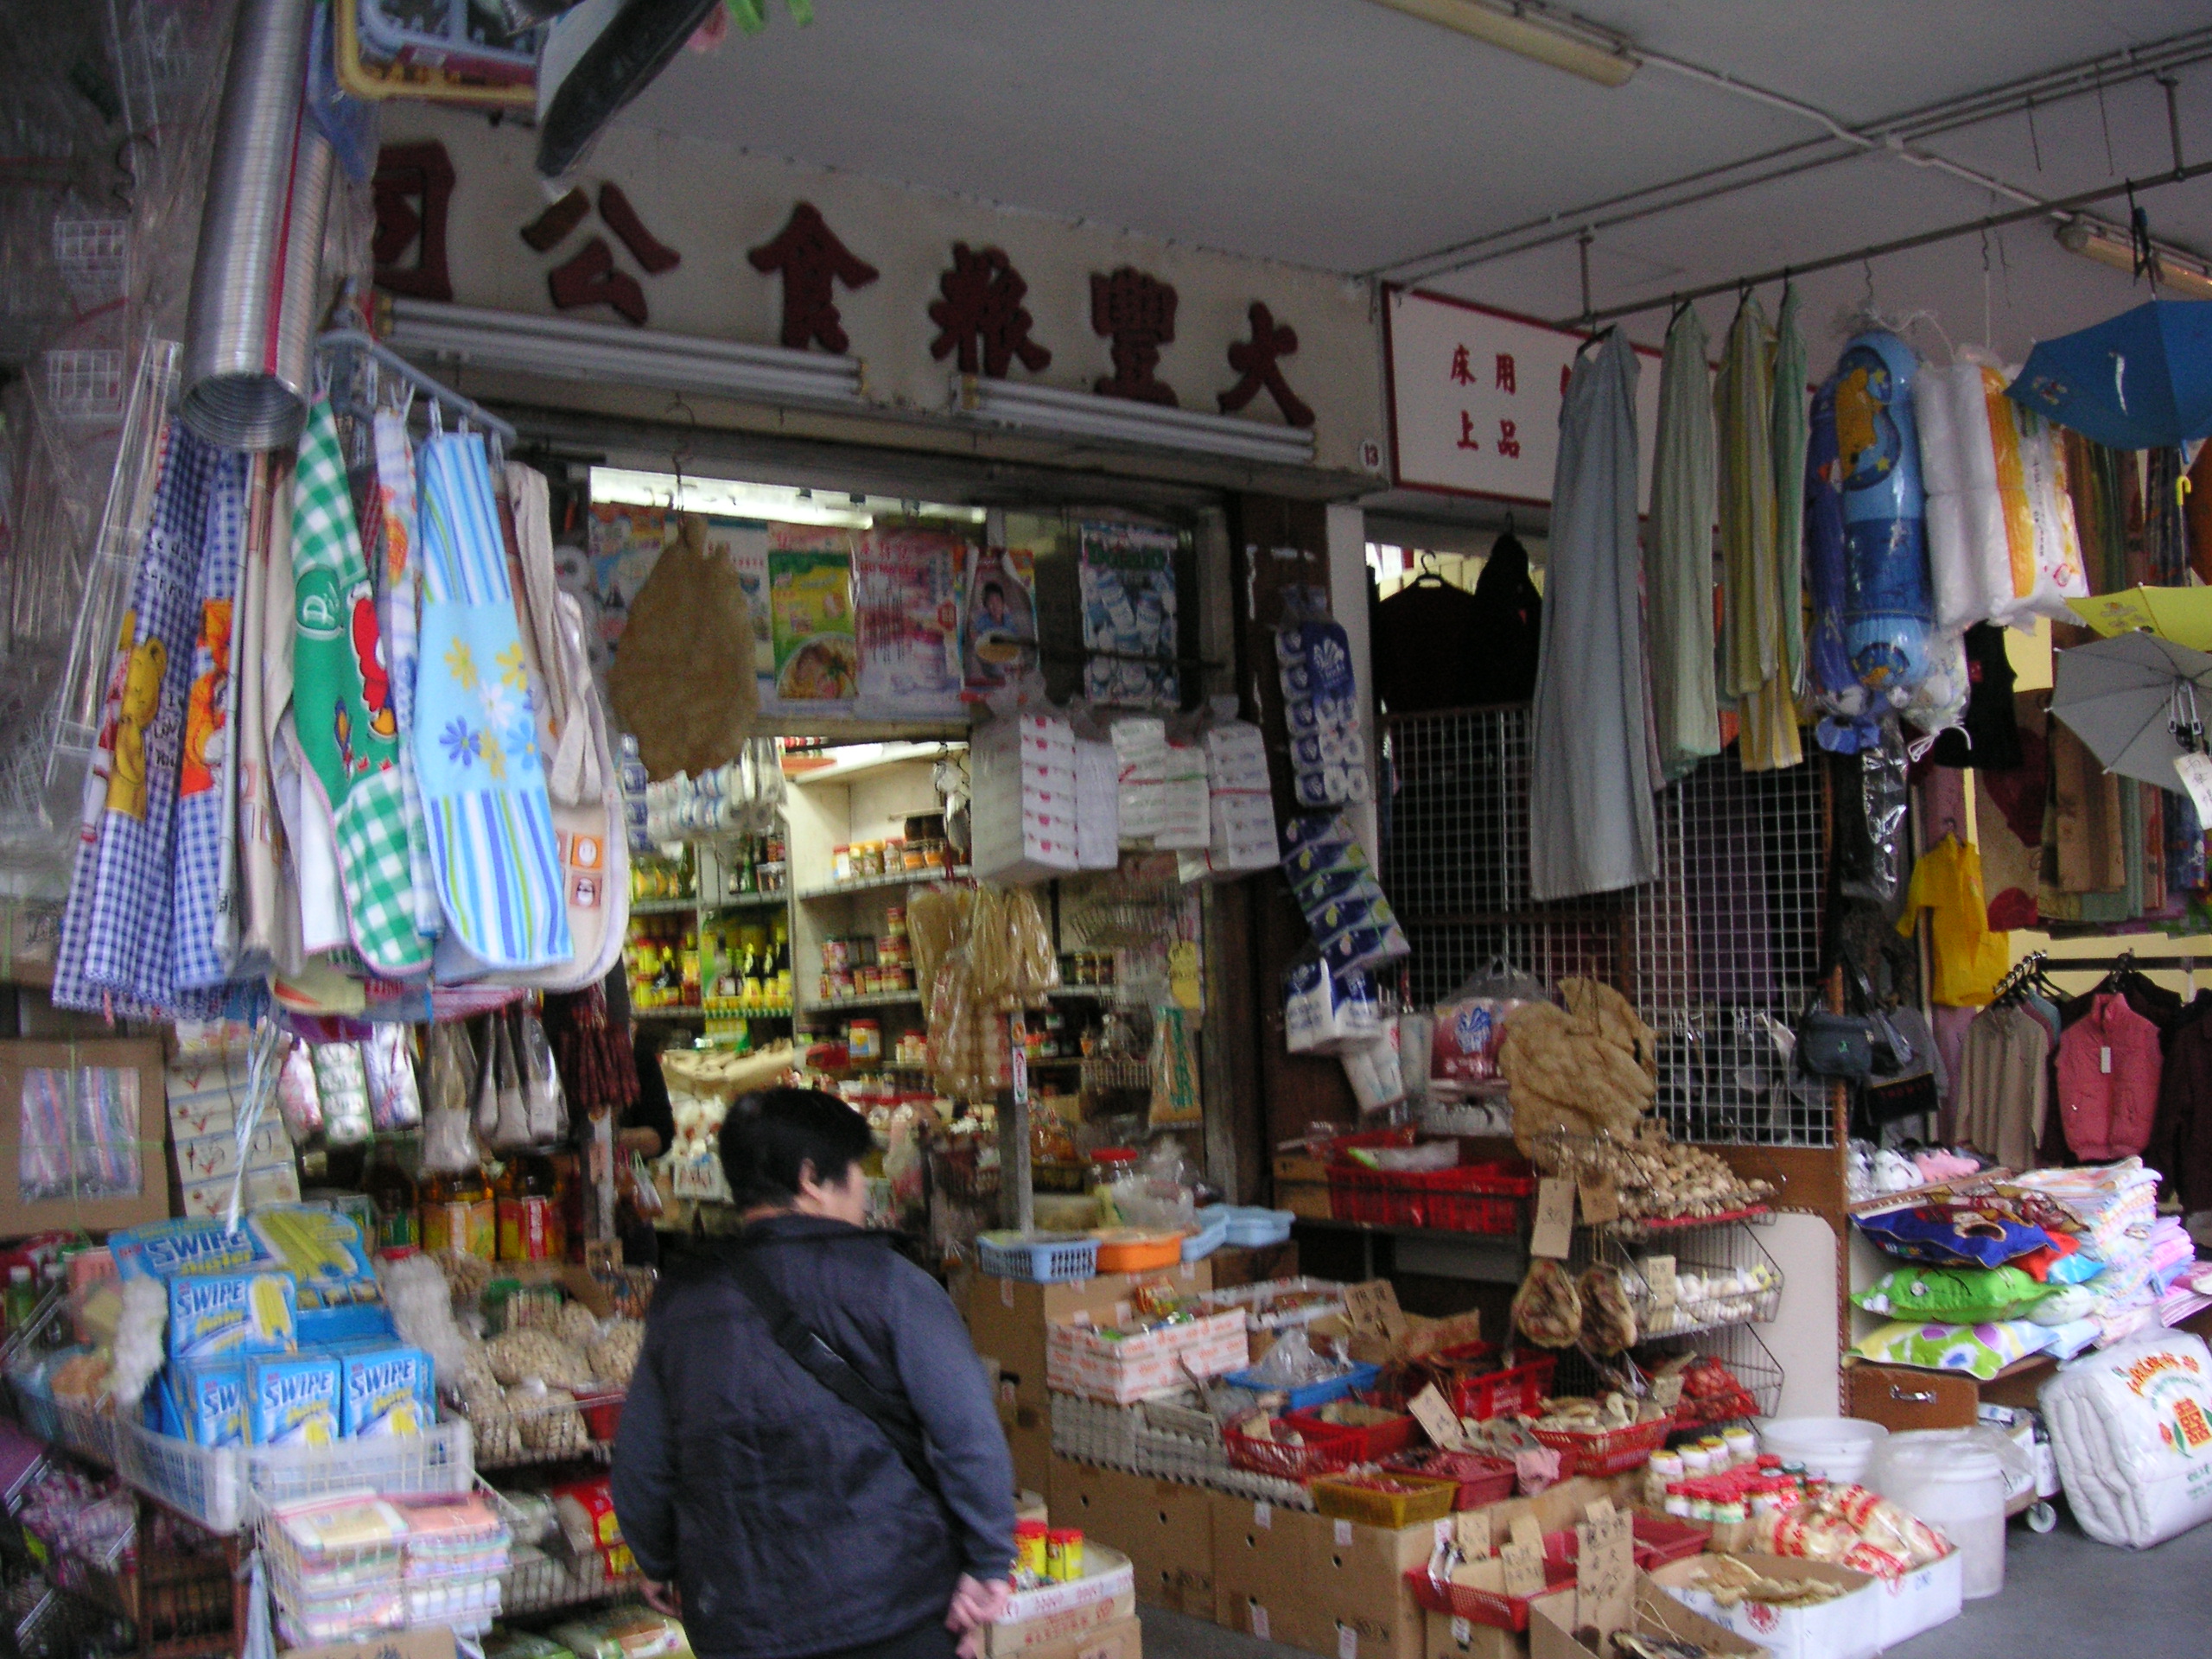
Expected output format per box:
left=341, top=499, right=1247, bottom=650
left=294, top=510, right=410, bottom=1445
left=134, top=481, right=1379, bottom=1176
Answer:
left=1850, top=1319, right=2059, bottom=1380
left=2013, top=1235, right=2103, bottom=1284
left=1852, top=1264, right=2056, bottom=1324
left=1855, top=1202, right=2051, bottom=1268
left=2026, top=1285, right=2097, bottom=1325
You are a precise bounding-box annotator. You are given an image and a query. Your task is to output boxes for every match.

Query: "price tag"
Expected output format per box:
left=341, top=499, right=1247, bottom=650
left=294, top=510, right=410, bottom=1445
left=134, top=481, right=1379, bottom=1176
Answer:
left=1577, top=1173, right=1619, bottom=1225
left=1510, top=1516, right=1544, bottom=1552
left=1574, top=1509, right=1635, bottom=1642
left=1408, top=1382, right=1465, bottom=1449
left=1530, top=1177, right=1576, bottom=1258
left=1344, top=1279, right=1408, bottom=1341
left=1499, top=1539, right=1547, bottom=1597
left=1336, top=1519, right=1355, bottom=1546
left=1254, top=1502, right=1272, bottom=1529
left=1453, top=1510, right=1492, bottom=1558
left=1643, top=1254, right=1678, bottom=1306
left=1338, top=1623, right=1358, bottom=1659
left=2178, top=752, right=2212, bottom=820
left=1583, top=1496, right=1614, bottom=1522
left=1452, top=1618, right=1472, bottom=1644
left=1250, top=1604, right=1271, bottom=1642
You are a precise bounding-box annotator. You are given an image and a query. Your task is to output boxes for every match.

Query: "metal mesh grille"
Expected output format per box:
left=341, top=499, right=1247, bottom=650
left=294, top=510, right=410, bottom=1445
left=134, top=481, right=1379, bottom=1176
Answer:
left=1384, top=709, right=1831, bottom=1147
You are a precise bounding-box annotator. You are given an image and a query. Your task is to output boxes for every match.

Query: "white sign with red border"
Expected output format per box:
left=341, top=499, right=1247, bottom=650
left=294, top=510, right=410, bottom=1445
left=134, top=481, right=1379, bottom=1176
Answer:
left=1384, top=288, right=1663, bottom=512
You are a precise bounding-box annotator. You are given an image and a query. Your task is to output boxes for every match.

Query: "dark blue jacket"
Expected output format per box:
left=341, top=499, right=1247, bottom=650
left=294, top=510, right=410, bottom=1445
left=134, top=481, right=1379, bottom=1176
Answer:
left=610, top=1216, right=1016, bottom=1659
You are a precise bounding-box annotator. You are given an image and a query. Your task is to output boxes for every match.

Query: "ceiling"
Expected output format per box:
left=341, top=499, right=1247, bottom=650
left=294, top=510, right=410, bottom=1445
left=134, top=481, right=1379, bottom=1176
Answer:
left=618, top=0, right=2212, bottom=413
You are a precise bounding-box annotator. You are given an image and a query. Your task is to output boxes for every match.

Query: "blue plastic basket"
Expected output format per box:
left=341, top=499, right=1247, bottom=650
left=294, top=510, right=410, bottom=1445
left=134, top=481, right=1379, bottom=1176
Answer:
left=1221, top=1361, right=1382, bottom=1412
left=977, top=1231, right=1100, bottom=1284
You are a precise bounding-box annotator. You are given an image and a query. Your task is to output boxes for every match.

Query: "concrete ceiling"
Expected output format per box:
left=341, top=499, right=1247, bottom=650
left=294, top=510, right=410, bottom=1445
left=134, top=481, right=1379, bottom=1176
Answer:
left=617, top=1, right=2212, bottom=367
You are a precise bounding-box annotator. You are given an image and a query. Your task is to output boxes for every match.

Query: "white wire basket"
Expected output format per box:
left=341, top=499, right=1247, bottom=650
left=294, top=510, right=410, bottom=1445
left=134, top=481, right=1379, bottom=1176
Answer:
left=43, top=350, right=125, bottom=423
left=52, top=220, right=129, bottom=309
left=480, top=1485, right=640, bottom=1615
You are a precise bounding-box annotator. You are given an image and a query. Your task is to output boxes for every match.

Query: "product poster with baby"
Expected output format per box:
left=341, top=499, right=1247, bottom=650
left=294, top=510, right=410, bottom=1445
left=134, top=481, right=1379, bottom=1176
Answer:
left=961, top=546, right=1039, bottom=698
left=1078, top=520, right=1180, bottom=708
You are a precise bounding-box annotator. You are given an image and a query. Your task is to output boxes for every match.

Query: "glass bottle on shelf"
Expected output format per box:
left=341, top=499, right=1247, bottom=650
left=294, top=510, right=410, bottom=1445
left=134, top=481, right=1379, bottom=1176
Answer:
left=365, top=1146, right=421, bottom=1250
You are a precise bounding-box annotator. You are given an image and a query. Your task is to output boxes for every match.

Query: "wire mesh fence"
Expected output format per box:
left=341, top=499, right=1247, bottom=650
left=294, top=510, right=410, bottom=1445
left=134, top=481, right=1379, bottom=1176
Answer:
left=1384, top=708, right=1832, bottom=1147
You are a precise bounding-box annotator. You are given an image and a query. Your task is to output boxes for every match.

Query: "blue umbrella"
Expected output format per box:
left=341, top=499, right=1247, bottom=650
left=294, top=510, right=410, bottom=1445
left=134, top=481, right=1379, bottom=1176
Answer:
left=2006, top=298, right=2212, bottom=451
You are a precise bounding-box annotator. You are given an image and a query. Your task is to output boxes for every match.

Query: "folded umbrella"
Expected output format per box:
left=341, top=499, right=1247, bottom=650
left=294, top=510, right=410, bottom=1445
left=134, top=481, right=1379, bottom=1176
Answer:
left=2050, top=631, right=2212, bottom=787
left=2008, top=298, right=2212, bottom=452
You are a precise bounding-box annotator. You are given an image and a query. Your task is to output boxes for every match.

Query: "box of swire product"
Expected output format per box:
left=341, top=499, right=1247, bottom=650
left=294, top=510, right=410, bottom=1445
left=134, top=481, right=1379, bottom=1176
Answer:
left=247, top=1353, right=340, bottom=1446
left=168, top=1270, right=296, bottom=1362
left=173, top=1359, right=247, bottom=1446
left=340, top=1345, right=435, bottom=1439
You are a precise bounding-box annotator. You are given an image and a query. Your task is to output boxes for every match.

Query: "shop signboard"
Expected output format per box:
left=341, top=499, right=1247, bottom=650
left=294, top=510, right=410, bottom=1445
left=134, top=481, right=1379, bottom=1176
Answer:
left=1383, top=289, right=1662, bottom=511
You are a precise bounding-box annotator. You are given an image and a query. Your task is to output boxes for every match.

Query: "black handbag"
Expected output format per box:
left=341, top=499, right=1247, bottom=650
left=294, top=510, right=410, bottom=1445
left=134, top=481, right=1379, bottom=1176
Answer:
left=1795, top=963, right=1912, bottom=1084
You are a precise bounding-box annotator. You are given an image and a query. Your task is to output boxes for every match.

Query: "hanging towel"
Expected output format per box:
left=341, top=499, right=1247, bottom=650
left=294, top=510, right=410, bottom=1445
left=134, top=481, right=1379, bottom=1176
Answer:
left=212, top=455, right=264, bottom=974
left=290, top=397, right=432, bottom=976
left=1646, top=305, right=1719, bottom=779
left=1530, top=328, right=1659, bottom=901
left=372, top=410, right=442, bottom=943
left=1770, top=285, right=1809, bottom=696
left=173, top=447, right=251, bottom=989
left=413, top=431, right=572, bottom=970
left=67, top=421, right=221, bottom=1010
left=1717, top=295, right=1802, bottom=772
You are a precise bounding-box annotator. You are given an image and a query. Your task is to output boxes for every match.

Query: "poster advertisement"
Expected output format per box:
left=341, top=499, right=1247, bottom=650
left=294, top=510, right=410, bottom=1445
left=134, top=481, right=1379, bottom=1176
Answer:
left=585, top=503, right=668, bottom=658
left=961, top=546, right=1039, bottom=700
left=855, top=527, right=967, bottom=719
left=699, top=517, right=777, bottom=709
left=766, top=525, right=859, bottom=710
left=1079, top=520, right=1179, bottom=707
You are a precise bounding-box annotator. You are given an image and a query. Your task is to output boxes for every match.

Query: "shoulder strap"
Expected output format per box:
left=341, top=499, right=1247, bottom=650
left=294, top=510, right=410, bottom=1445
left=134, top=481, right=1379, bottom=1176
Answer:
left=721, top=1243, right=944, bottom=1505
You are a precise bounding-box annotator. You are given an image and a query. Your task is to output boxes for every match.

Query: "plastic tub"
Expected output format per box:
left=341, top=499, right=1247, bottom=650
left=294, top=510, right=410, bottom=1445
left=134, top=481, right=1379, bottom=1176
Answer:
left=1759, top=1416, right=1890, bottom=1485
left=1213, top=1206, right=1296, bottom=1247
left=1872, top=1430, right=2013, bottom=1600
left=1222, top=1361, right=1383, bottom=1412
left=1093, top=1230, right=1183, bottom=1273
left=1182, top=1211, right=1232, bottom=1262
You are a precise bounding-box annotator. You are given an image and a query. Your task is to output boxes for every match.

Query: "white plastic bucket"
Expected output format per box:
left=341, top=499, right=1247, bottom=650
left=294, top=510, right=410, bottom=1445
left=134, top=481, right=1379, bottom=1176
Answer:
left=1758, top=1416, right=1891, bottom=1484
left=1873, top=1431, right=2011, bottom=1600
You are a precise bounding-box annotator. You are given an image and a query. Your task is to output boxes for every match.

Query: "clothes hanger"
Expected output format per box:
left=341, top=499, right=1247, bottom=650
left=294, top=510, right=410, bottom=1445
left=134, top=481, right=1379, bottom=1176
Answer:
left=315, top=328, right=518, bottom=446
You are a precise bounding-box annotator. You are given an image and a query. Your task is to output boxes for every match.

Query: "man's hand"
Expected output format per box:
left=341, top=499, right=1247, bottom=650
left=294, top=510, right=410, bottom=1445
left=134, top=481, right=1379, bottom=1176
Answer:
left=946, top=1574, right=1014, bottom=1659
left=641, top=1579, right=683, bottom=1618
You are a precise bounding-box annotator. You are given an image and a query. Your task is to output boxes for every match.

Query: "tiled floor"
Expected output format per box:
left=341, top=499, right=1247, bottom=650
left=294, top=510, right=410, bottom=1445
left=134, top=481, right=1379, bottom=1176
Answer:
left=1137, top=1510, right=2212, bottom=1659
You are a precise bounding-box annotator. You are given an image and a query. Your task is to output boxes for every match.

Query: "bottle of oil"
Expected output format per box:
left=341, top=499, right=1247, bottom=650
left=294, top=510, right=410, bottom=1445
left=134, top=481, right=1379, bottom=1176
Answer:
left=421, top=1163, right=495, bottom=1261
left=365, top=1146, right=421, bottom=1250
left=497, top=1152, right=561, bottom=1262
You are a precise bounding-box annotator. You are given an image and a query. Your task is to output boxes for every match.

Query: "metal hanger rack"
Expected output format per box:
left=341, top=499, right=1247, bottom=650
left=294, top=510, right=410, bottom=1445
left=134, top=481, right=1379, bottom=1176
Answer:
left=315, top=327, right=518, bottom=446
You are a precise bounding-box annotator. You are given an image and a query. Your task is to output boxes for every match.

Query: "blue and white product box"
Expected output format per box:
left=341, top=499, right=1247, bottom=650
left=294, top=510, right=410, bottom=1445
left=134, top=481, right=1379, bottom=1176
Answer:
left=111, top=1218, right=263, bottom=1281
left=172, top=1360, right=247, bottom=1446
left=246, top=1352, right=341, bottom=1446
left=339, top=1345, right=435, bottom=1439
left=167, top=1270, right=296, bottom=1363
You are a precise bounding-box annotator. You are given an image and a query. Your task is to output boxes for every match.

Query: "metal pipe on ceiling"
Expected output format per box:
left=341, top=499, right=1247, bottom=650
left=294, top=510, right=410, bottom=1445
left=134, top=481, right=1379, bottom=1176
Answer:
left=1554, top=155, right=2212, bottom=330
left=1376, top=28, right=2212, bottom=285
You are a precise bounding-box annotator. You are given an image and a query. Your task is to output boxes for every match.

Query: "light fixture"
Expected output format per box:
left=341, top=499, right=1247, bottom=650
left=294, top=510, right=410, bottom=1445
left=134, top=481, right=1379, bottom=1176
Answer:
left=587, top=465, right=986, bottom=528
left=2056, top=219, right=2212, bottom=302
left=1366, top=0, right=1639, bottom=88
left=951, top=375, right=1318, bottom=466
left=384, top=298, right=863, bottom=409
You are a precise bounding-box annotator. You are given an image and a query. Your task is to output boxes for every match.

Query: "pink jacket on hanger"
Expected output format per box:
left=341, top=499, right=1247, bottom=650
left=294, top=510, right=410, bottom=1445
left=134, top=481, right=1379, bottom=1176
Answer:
left=2054, top=993, right=2164, bottom=1160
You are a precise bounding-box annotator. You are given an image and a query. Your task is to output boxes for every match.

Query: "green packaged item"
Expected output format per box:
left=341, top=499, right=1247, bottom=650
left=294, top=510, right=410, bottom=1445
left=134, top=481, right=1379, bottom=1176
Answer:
left=482, top=1634, right=576, bottom=1659
left=246, top=1205, right=378, bottom=1308
left=1852, top=1263, right=2057, bottom=1325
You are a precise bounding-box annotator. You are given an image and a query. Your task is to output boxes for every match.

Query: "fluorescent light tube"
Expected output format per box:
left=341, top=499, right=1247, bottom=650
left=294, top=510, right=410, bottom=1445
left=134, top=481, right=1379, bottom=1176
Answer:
left=2056, top=219, right=2212, bottom=302
left=953, top=375, right=1318, bottom=466
left=1368, top=0, right=1639, bottom=88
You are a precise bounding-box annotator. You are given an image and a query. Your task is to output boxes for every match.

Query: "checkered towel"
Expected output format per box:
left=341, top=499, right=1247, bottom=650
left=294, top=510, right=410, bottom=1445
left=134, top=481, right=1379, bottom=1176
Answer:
left=290, top=397, right=430, bottom=976
left=173, top=447, right=250, bottom=990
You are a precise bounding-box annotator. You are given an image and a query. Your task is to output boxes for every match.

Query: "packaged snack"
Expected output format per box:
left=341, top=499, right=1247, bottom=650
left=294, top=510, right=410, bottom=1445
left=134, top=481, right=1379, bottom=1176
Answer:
left=110, top=1218, right=262, bottom=1281
left=167, top=1271, right=296, bottom=1362
left=247, top=1352, right=342, bottom=1446
left=766, top=528, right=859, bottom=708
left=173, top=1359, right=247, bottom=1446
left=340, top=1344, right=435, bottom=1439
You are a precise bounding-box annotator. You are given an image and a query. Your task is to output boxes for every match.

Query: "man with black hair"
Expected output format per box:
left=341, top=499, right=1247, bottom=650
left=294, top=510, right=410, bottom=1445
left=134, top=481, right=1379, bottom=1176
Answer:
left=612, top=1087, right=1015, bottom=1659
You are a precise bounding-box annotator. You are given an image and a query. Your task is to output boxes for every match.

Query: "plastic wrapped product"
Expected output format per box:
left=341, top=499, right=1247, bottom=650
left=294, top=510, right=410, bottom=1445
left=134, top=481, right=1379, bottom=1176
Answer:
left=361, top=1025, right=423, bottom=1132
left=2039, top=1332, right=2212, bottom=1548
left=276, top=1039, right=323, bottom=1142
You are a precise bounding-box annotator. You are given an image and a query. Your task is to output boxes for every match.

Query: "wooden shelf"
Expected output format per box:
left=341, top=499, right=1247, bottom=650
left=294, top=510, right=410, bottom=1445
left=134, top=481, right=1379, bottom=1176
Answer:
left=630, top=898, right=700, bottom=915
left=798, top=868, right=967, bottom=902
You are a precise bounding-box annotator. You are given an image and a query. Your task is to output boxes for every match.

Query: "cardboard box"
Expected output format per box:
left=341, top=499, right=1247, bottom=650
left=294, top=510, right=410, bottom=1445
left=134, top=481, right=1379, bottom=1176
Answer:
left=1651, top=1555, right=1882, bottom=1659
left=984, top=1546, right=1135, bottom=1657
left=1426, top=1599, right=1573, bottom=1659
left=1530, top=1573, right=1767, bottom=1659
left=1046, top=1308, right=1247, bottom=1403
left=967, top=1266, right=1214, bottom=1417
left=1872, top=1548, right=1962, bottom=1648
left=1208, top=1489, right=1452, bottom=1659
left=1209, top=1241, right=1300, bottom=1291
left=1047, top=1457, right=1214, bottom=1613
left=1273, top=1151, right=1334, bottom=1221
left=1310, top=1505, right=1450, bottom=1659
left=1009, top=1614, right=1141, bottom=1659
left=0, top=1040, right=169, bottom=1233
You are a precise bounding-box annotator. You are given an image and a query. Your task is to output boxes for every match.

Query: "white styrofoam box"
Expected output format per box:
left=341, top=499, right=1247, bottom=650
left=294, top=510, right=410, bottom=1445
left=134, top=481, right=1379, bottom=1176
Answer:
left=1076, top=738, right=1121, bottom=868
left=1113, top=718, right=1169, bottom=841
left=174, top=1120, right=294, bottom=1186
left=973, top=713, right=1084, bottom=882
left=1046, top=1309, right=1248, bottom=1403
left=1654, top=1557, right=1883, bottom=1659
left=1154, top=743, right=1211, bottom=851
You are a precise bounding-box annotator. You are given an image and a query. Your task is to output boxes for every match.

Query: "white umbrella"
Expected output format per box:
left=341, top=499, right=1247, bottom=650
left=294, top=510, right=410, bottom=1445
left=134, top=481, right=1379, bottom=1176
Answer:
left=2050, top=632, right=2212, bottom=786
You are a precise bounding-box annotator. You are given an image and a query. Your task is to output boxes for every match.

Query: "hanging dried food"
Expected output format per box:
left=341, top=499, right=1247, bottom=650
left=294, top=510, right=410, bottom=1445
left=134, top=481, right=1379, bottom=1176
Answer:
left=1578, top=1264, right=1638, bottom=1356
left=1511, top=1258, right=1582, bottom=1349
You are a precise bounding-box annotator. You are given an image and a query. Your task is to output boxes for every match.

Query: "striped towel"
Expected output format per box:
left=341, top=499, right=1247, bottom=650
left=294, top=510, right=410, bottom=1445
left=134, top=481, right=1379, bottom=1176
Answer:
left=413, top=432, right=571, bottom=969
left=372, top=410, right=442, bottom=943
left=290, top=397, right=431, bottom=976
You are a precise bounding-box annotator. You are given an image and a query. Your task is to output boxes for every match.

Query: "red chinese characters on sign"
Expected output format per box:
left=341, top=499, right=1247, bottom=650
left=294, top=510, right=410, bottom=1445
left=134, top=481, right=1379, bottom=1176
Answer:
left=1456, top=412, right=1480, bottom=452
left=1494, top=353, right=1516, bottom=394
left=1219, top=302, right=1313, bottom=428
left=372, top=142, right=455, bottom=302
left=1497, top=419, right=1522, bottom=459
left=747, top=202, right=878, bottom=353
left=930, top=244, right=1052, bottom=378
left=1090, top=267, right=1179, bottom=405
left=1450, top=344, right=1474, bottom=386
left=521, top=183, right=681, bottom=327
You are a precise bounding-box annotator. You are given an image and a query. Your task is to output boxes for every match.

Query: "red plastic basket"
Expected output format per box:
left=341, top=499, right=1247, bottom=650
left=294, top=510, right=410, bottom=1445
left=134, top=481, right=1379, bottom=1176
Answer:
left=1546, top=1511, right=1708, bottom=1571
left=1281, top=1402, right=1419, bottom=1465
left=1323, top=1159, right=1535, bottom=1235
left=1439, top=1344, right=1558, bottom=1421
left=1384, top=1447, right=1516, bottom=1510
left=1403, top=1560, right=1577, bottom=1631
left=1224, top=1419, right=1363, bottom=1481
left=1529, top=1415, right=1673, bottom=1478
